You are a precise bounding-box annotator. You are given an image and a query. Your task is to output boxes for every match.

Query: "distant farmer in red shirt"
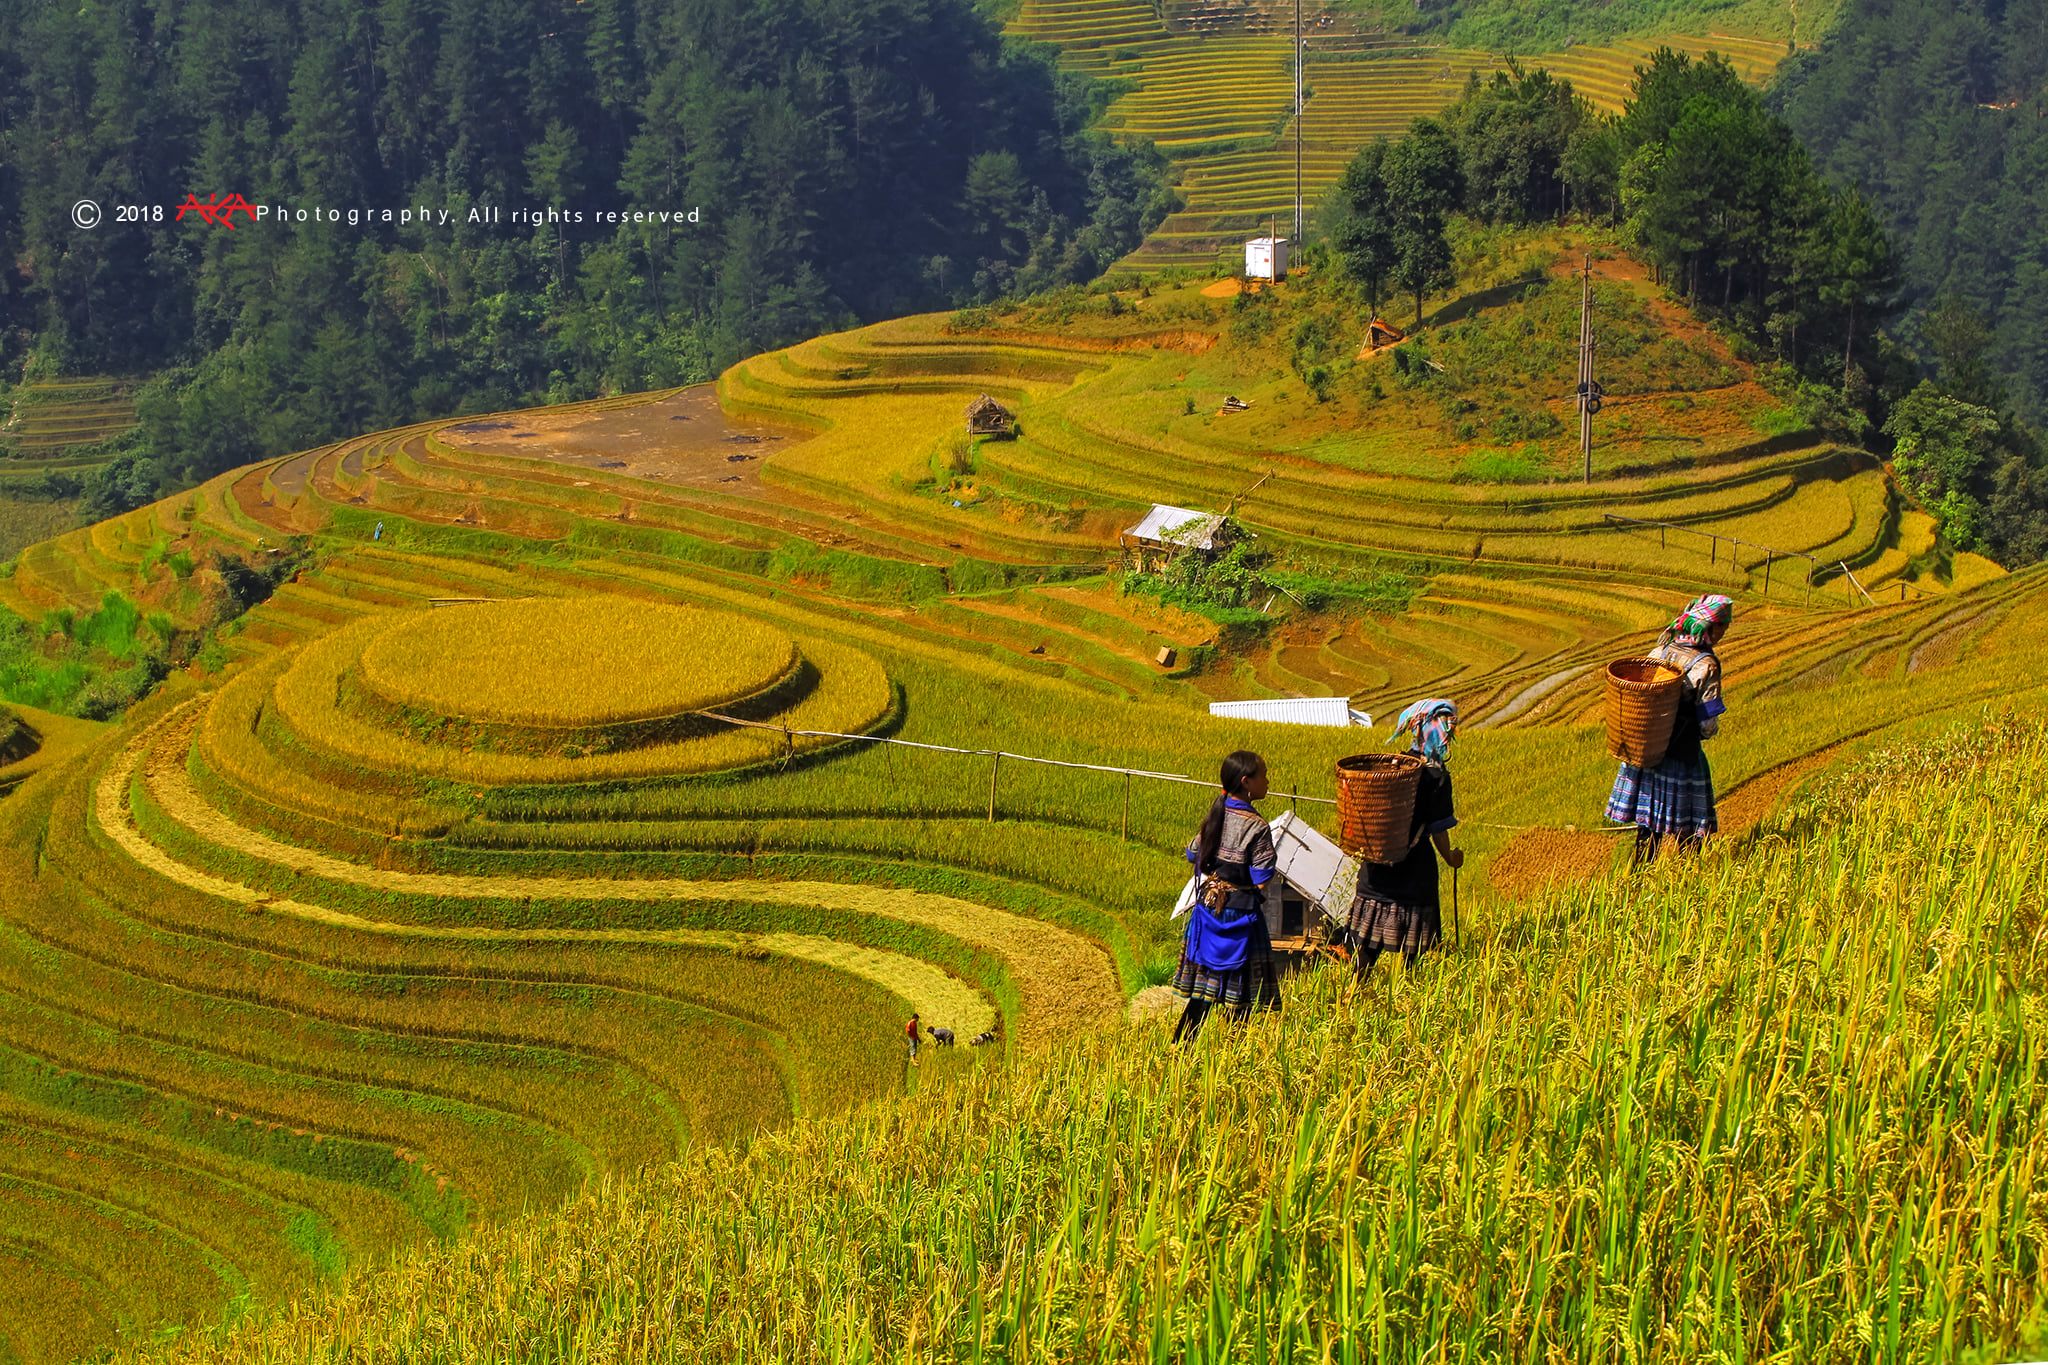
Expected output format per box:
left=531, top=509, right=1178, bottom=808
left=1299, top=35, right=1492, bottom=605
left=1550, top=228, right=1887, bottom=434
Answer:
left=906, top=1012, right=921, bottom=1062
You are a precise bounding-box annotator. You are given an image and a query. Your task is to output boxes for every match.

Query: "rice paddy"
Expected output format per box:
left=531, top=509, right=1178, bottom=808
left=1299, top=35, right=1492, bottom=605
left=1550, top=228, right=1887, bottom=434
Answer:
left=0, top=200, right=2039, bottom=1360
left=1003, top=0, right=1792, bottom=270
left=127, top=716, right=2048, bottom=1363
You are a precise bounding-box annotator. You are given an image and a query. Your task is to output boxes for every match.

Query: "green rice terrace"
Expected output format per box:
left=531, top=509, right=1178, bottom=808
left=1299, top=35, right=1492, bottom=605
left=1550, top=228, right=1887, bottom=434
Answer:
left=1002, top=0, right=1792, bottom=270
left=0, top=378, right=140, bottom=559
left=1, top=234, right=2044, bottom=1361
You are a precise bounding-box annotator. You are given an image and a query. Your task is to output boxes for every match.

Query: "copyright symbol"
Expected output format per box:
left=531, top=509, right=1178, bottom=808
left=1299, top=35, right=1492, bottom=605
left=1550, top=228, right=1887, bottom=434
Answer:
left=71, top=200, right=101, bottom=229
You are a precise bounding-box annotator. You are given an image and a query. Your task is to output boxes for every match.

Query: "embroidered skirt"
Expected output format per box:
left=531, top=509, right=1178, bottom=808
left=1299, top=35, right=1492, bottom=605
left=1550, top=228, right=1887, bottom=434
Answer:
left=1341, top=890, right=1441, bottom=959
left=1605, top=754, right=1717, bottom=837
left=1171, top=910, right=1281, bottom=1010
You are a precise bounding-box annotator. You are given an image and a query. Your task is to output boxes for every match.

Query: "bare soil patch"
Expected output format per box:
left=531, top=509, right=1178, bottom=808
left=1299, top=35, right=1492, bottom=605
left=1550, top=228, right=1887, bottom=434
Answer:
left=436, top=385, right=806, bottom=493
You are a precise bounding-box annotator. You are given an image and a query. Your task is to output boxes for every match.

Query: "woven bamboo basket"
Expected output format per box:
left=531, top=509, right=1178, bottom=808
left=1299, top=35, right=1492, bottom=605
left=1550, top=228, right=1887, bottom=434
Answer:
left=1334, top=752, right=1425, bottom=862
left=1606, top=657, right=1683, bottom=768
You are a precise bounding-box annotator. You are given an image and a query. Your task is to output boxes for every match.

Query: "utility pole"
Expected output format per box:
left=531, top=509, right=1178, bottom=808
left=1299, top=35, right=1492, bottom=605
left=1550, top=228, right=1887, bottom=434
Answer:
left=1577, top=254, right=1601, bottom=483
left=1293, top=0, right=1303, bottom=243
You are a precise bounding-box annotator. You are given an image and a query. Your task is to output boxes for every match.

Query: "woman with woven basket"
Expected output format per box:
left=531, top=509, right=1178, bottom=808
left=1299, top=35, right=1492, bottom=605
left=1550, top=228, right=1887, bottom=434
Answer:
left=1170, top=749, right=1283, bottom=1043
left=1606, top=594, right=1733, bottom=861
left=1336, top=699, right=1464, bottom=979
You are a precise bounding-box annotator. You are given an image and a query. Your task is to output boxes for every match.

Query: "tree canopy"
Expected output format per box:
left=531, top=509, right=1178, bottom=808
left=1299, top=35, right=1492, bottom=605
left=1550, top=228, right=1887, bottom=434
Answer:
left=0, top=0, right=1170, bottom=512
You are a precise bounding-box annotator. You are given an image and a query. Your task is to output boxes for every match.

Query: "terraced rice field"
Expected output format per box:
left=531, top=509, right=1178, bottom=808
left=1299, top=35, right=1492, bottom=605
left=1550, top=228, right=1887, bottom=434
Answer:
left=1004, top=0, right=1791, bottom=269
left=1, top=272, right=2037, bottom=1358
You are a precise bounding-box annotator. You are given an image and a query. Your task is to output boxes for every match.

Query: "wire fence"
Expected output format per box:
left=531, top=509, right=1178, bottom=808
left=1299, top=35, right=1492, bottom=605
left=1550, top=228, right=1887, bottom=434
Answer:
left=695, top=708, right=1338, bottom=838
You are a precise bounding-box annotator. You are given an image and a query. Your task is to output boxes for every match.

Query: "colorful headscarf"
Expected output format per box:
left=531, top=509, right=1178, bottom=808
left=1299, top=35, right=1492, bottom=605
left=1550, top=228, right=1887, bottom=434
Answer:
left=1659, top=594, right=1734, bottom=649
left=1393, top=698, right=1459, bottom=764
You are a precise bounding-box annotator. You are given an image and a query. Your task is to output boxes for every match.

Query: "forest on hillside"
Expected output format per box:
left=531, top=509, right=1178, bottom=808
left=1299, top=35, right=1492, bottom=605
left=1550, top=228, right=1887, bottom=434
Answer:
left=0, top=0, right=1169, bottom=516
left=1775, top=0, right=2048, bottom=428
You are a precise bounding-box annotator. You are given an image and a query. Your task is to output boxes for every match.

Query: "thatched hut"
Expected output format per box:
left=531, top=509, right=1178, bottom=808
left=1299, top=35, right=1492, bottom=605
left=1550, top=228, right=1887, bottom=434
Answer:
left=965, top=394, right=1016, bottom=439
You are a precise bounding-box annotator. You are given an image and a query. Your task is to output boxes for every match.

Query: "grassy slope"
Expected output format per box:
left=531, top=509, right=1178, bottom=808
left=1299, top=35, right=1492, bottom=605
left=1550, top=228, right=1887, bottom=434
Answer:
left=136, top=717, right=2048, bottom=1363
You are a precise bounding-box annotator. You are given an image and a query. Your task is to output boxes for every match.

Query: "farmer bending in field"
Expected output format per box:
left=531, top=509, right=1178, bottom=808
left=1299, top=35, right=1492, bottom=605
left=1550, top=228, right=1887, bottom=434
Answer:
left=1336, top=699, right=1463, bottom=977
left=1171, top=750, right=1282, bottom=1043
left=1606, top=594, right=1733, bottom=862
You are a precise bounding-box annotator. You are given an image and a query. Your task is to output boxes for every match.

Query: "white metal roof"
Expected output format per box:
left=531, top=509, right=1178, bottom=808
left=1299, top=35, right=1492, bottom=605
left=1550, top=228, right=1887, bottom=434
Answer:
left=1246, top=236, right=1290, bottom=246
left=1206, top=696, right=1371, bottom=728
left=1124, top=503, right=1227, bottom=550
left=1171, top=810, right=1357, bottom=919
left=1268, top=811, right=1358, bottom=915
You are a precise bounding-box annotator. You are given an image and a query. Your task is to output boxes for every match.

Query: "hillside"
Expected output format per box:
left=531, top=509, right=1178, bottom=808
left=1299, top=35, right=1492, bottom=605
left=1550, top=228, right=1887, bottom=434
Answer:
left=1003, top=0, right=1791, bottom=270
left=0, top=216, right=2042, bottom=1359
left=130, top=717, right=2048, bottom=1361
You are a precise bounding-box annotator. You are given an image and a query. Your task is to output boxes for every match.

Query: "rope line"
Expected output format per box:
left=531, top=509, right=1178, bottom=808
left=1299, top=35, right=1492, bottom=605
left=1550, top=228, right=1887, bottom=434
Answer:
left=691, top=709, right=1343, bottom=805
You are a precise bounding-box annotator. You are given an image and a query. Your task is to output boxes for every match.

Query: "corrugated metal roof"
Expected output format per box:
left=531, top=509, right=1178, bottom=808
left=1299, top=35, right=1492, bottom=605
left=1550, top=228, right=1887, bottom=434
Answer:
left=1124, top=503, right=1226, bottom=549
left=1207, top=697, right=1371, bottom=728
left=1172, top=811, right=1356, bottom=919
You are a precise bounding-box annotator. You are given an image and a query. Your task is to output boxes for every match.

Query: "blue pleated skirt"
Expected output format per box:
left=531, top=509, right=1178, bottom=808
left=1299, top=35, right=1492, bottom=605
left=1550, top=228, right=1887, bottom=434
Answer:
left=1605, top=753, right=1717, bottom=836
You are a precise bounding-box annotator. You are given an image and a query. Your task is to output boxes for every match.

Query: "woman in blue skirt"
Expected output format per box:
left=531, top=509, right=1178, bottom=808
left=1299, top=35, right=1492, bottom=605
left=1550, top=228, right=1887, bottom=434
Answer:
left=1170, top=749, right=1283, bottom=1043
left=1606, top=593, right=1733, bottom=862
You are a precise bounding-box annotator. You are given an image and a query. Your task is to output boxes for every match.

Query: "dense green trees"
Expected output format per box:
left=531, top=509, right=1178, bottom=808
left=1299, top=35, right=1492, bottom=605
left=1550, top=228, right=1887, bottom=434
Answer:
left=1774, top=0, right=2048, bottom=427
left=1319, top=49, right=2048, bottom=565
left=0, top=0, right=1169, bottom=514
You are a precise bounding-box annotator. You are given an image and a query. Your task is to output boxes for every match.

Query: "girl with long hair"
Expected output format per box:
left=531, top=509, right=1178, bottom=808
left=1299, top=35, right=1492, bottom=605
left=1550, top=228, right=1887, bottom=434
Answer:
left=1170, top=749, right=1283, bottom=1043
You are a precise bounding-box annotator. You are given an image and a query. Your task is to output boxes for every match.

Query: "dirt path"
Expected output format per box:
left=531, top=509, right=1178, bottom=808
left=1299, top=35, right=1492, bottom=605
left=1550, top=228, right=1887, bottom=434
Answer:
left=106, top=711, right=1122, bottom=1045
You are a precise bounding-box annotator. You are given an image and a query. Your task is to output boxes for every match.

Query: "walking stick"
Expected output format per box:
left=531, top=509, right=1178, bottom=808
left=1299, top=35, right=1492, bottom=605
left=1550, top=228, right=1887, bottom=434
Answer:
left=1451, top=864, right=1460, bottom=952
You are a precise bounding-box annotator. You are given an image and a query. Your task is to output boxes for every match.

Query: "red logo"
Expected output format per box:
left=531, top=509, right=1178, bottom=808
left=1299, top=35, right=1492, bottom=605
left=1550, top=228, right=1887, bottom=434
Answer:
left=175, top=193, right=259, bottom=228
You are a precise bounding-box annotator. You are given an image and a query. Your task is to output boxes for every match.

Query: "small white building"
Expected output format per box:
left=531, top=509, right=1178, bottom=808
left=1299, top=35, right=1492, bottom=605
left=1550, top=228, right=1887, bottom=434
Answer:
left=1173, top=810, right=1357, bottom=943
left=1244, top=236, right=1291, bottom=282
left=1207, top=697, right=1371, bottom=728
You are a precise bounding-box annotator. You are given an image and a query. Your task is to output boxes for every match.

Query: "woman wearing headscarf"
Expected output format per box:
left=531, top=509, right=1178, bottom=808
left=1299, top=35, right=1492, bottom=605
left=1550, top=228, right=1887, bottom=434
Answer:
left=1605, top=593, right=1733, bottom=862
left=1170, top=749, right=1283, bottom=1043
left=1336, top=699, right=1464, bottom=979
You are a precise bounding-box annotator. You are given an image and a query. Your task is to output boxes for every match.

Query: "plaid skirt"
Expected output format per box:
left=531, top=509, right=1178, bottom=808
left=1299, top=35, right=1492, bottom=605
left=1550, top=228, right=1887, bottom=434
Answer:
left=1605, top=754, right=1717, bottom=837
left=1171, top=914, right=1281, bottom=1010
left=1341, top=890, right=1440, bottom=958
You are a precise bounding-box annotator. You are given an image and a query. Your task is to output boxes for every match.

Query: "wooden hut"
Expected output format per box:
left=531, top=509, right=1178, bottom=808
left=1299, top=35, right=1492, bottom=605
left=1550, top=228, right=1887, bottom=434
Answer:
left=965, top=394, right=1016, bottom=439
left=1359, top=316, right=1406, bottom=355
left=1120, top=503, right=1238, bottom=572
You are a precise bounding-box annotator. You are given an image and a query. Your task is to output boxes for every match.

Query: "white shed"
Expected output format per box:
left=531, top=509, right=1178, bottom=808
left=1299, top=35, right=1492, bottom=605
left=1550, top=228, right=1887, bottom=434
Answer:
left=1119, top=503, right=1241, bottom=572
left=1207, top=697, right=1371, bottom=728
left=1172, top=810, right=1357, bottom=944
left=1244, top=236, right=1291, bottom=282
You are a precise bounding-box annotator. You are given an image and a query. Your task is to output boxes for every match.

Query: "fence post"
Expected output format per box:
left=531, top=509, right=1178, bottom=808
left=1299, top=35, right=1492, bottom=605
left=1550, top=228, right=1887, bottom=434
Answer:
left=1122, top=771, right=1132, bottom=841
left=1762, top=552, right=1773, bottom=598
left=988, top=752, right=1002, bottom=823
left=1660, top=524, right=1666, bottom=550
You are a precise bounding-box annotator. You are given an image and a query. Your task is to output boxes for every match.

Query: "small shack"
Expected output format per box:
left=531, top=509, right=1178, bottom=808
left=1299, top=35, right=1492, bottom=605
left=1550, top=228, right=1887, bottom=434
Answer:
left=1362, top=316, right=1406, bottom=352
left=1206, top=697, right=1372, bottom=728
left=1244, top=236, right=1291, bottom=283
left=1173, top=811, right=1356, bottom=948
left=965, top=394, right=1016, bottom=439
left=1120, top=503, right=1237, bottom=573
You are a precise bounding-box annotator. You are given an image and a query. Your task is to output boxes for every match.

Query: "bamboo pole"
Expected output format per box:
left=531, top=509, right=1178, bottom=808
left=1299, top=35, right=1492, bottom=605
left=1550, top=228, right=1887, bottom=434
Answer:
left=988, top=752, right=1002, bottom=822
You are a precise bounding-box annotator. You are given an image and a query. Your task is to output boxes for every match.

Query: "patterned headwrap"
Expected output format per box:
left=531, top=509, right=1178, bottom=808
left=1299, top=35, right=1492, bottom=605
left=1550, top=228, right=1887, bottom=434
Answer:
left=1659, top=593, right=1734, bottom=649
left=1393, top=698, right=1459, bottom=764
